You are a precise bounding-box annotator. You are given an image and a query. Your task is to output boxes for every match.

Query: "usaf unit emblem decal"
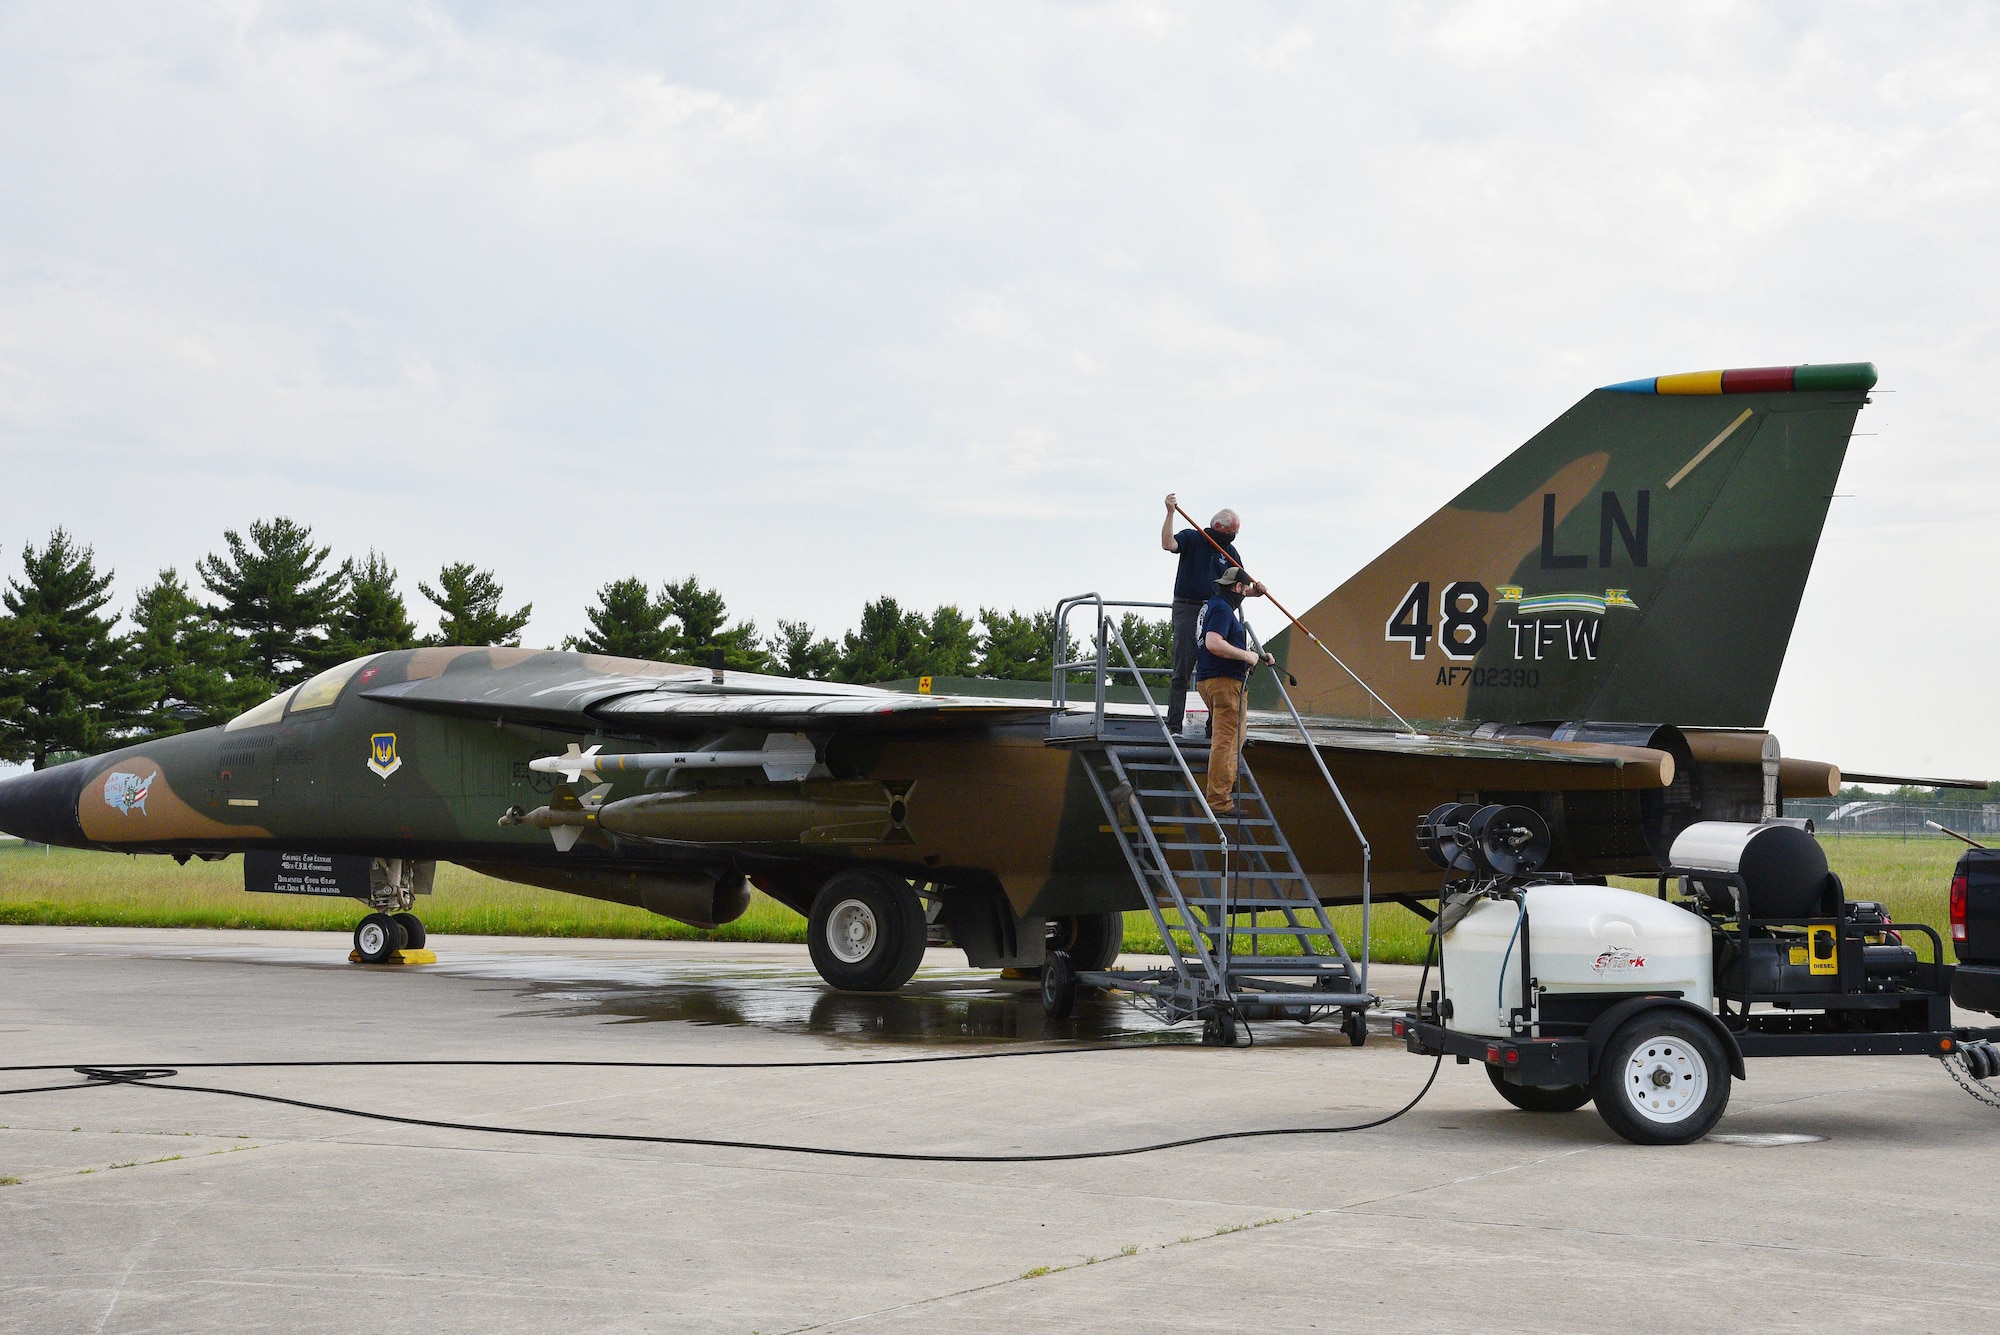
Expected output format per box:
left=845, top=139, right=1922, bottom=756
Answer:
left=368, top=733, right=402, bottom=780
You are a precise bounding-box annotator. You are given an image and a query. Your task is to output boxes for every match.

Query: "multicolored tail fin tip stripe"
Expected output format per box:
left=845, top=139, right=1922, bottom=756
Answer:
left=1602, top=362, right=1876, bottom=396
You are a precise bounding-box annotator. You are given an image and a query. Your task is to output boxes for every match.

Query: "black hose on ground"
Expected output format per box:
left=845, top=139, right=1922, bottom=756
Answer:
left=0, top=1050, right=1445, bottom=1164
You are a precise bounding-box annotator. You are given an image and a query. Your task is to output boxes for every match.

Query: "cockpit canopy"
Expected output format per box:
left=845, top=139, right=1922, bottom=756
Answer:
left=224, top=654, right=381, bottom=731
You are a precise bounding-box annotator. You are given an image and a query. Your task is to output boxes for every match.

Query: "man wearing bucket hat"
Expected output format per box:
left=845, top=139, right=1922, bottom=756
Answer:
left=1194, top=566, right=1273, bottom=816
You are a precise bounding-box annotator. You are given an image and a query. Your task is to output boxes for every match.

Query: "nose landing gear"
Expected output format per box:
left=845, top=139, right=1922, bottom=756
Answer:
left=349, top=859, right=437, bottom=965
left=350, top=910, right=434, bottom=964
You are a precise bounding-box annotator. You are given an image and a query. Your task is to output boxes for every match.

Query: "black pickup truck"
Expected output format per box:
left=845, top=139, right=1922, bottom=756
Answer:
left=1951, top=844, right=2000, bottom=1015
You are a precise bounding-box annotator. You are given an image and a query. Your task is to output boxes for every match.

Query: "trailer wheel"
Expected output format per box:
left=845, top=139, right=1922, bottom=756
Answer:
left=1590, top=1009, right=1730, bottom=1145
left=808, top=869, right=928, bottom=993
left=1486, top=1064, right=1593, bottom=1112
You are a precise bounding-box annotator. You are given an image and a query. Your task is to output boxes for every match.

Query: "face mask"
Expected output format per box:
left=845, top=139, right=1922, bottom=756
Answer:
left=1223, top=589, right=1245, bottom=609
left=1208, top=527, right=1238, bottom=545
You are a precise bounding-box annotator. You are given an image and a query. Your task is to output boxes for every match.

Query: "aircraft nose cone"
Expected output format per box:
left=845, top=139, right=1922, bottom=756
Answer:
left=0, top=762, right=89, bottom=847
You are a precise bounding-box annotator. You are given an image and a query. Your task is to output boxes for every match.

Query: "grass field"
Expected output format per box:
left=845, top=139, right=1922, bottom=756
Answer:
left=0, top=835, right=1970, bottom=966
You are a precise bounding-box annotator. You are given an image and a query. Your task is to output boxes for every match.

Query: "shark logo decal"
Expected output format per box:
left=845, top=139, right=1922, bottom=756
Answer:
left=102, top=770, right=156, bottom=815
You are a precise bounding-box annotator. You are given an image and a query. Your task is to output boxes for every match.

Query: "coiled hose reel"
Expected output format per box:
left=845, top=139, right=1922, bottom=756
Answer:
left=1416, top=802, right=1553, bottom=879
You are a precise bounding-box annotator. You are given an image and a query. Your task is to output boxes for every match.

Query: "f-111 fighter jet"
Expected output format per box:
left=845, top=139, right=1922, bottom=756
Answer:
left=0, top=362, right=1922, bottom=992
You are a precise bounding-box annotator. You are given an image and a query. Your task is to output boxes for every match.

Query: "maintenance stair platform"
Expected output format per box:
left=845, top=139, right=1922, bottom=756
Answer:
left=1043, top=596, right=1378, bottom=1044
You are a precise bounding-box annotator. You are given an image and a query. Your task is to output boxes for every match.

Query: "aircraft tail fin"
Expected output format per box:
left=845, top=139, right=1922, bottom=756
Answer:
left=1262, top=363, right=1875, bottom=728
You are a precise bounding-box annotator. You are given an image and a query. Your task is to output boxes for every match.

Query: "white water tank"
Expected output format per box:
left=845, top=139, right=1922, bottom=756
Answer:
left=1441, top=884, right=1714, bottom=1038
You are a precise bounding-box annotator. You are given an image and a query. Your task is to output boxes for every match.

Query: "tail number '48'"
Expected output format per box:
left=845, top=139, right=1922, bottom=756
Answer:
left=1387, top=581, right=1489, bottom=660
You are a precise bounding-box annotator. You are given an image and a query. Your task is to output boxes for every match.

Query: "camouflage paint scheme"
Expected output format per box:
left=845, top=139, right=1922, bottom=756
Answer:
left=0, top=365, right=1876, bottom=927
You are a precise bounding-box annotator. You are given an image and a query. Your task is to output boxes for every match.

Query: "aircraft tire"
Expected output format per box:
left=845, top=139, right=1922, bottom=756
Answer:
left=1047, top=912, right=1124, bottom=973
left=1041, top=951, right=1078, bottom=1020
left=808, top=869, right=927, bottom=992
left=354, top=912, right=405, bottom=964
left=392, top=913, right=426, bottom=950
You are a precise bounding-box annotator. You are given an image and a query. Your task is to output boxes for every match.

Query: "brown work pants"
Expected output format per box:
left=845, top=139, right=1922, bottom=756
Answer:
left=1197, top=676, right=1246, bottom=812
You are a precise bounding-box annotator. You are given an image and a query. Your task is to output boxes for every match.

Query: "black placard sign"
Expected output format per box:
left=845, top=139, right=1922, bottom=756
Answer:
left=244, top=851, right=372, bottom=899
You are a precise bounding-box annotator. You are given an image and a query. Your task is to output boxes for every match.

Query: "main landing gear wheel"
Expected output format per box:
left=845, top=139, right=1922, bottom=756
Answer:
left=1342, top=1008, right=1369, bottom=1047
left=354, top=912, right=406, bottom=964
left=1590, top=1009, right=1731, bottom=1145
left=807, top=869, right=928, bottom=993
left=392, top=912, right=426, bottom=950
left=1486, top=1063, right=1594, bottom=1113
left=1045, top=912, right=1124, bottom=973
left=1041, top=950, right=1078, bottom=1020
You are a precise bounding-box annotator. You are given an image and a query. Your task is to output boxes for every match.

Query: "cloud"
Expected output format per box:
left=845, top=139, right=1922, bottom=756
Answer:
left=0, top=1, right=1995, bottom=774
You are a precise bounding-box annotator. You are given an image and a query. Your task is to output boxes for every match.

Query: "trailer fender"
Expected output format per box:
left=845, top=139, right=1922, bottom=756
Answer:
left=1583, top=996, right=1746, bottom=1082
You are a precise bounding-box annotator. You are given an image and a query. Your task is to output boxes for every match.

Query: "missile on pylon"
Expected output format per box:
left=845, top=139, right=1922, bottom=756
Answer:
left=528, top=733, right=819, bottom=785
left=600, top=779, right=913, bottom=846
left=502, top=779, right=913, bottom=848
left=498, top=782, right=613, bottom=851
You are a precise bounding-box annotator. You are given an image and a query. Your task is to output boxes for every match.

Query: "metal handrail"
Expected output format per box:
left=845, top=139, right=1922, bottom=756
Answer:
left=1243, top=618, right=1375, bottom=994
left=1051, top=593, right=1233, bottom=963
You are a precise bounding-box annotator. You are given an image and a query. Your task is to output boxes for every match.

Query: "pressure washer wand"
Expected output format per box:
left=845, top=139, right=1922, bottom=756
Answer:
left=1927, top=819, right=1988, bottom=850
left=1172, top=502, right=1419, bottom=735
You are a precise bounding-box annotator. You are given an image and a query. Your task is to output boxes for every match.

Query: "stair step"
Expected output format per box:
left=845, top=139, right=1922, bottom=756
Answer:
left=1219, top=961, right=1358, bottom=973
left=1160, top=869, right=1306, bottom=881
left=1167, top=906, right=1330, bottom=916
left=1149, top=840, right=1288, bottom=853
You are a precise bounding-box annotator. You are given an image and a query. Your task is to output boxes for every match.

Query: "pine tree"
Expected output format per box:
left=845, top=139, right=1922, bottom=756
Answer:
left=197, top=517, right=351, bottom=686
left=330, top=551, right=417, bottom=660
left=836, top=596, right=929, bottom=683
left=420, top=563, right=533, bottom=647
left=911, top=605, right=978, bottom=678
left=1116, top=612, right=1174, bottom=671
left=567, top=577, right=674, bottom=660
left=767, top=619, right=841, bottom=680
left=0, top=615, right=38, bottom=763
left=660, top=575, right=765, bottom=671
left=0, top=530, right=142, bottom=765
left=124, top=568, right=269, bottom=736
left=975, top=607, right=1061, bottom=680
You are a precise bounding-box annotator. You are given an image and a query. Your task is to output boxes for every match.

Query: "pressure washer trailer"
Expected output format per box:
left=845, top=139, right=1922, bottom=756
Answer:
left=1393, top=805, right=1999, bottom=1145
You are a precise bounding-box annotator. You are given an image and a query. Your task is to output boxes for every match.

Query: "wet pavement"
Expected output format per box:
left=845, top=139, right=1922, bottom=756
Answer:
left=3, top=927, right=1998, bottom=1334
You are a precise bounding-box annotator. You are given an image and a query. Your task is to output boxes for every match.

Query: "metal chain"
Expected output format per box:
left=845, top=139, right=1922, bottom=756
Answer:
left=1943, top=1052, right=2000, bottom=1110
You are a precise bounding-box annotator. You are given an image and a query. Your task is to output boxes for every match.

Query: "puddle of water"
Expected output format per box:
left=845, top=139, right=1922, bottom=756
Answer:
left=1707, top=1133, right=1826, bottom=1147
left=67, top=939, right=1368, bottom=1050
left=508, top=963, right=1352, bottom=1047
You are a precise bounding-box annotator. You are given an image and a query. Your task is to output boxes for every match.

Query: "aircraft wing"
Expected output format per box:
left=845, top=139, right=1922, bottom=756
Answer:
left=1244, top=718, right=1676, bottom=791
left=360, top=652, right=1051, bottom=732
left=591, top=689, right=1051, bottom=730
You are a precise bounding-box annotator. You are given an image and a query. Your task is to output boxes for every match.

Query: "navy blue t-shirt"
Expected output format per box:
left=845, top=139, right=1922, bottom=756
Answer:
left=1194, top=595, right=1250, bottom=682
left=1172, top=528, right=1242, bottom=602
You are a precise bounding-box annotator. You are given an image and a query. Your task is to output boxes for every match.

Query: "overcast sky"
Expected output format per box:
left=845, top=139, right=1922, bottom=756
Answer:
left=1, top=2, right=1995, bottom=778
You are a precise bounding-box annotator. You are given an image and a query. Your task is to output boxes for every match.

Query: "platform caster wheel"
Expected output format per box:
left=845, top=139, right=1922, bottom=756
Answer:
left=1201, top=1013, right=1239, bottom=1047
left=392, top=913, right=426, bottom=950
left=1041, top=950, right=1077, bottom=1020
left=354, top=912, right=406, bottom=964
left=1343, top=1009, right=1368, bottom=1047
